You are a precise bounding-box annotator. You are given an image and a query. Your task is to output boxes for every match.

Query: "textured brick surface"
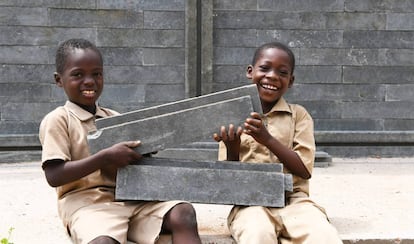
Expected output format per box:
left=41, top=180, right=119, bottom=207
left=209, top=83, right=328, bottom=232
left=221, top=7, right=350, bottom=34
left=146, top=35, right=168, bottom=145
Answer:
left=258, top=0, right=344, bottom=11
left=0, top=7, right=47, bottom=26
left=88, top=96, right=254, bottom=155
left=1, top=0, right=413, bottom=156
left=96, top=84, right=261, bottom=129
left=48, top=9, right=143, bottom=28
left=256, top=30, right=343, bottom=48
left=116, top=157, right=292, bottom=207
left=154, top=142, right=332, bottom=167
left=0, top=46, right=49, bottom=64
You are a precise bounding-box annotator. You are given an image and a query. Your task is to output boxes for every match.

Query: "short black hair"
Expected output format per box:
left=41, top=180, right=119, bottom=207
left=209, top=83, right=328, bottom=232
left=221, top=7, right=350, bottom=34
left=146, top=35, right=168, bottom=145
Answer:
left=251, top=42, right=296, bottom=74
left=55, top=38, right=102, bottom=74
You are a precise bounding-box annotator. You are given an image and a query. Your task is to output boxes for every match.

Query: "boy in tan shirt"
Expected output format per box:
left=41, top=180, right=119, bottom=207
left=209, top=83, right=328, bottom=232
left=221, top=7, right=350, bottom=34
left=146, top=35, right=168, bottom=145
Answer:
left=214, top=42, right=342, bottom=244
left=39, top=38, right=201, bottom=244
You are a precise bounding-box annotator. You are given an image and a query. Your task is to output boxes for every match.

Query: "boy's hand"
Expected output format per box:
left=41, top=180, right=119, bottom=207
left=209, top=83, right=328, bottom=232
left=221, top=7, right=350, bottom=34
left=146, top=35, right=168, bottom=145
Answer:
left=213, top=124, right=242, bottom=143
left=244, top=112, right=272, bottom=146
left=101, top=140, right=142, bottom=168
left=213, top=124, right=242, bottom=161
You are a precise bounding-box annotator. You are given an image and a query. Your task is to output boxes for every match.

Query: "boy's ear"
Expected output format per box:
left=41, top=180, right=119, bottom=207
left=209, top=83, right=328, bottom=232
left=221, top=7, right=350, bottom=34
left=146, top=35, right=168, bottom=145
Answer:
left=288, top=75, right=295, bottom=88
left=246, top=65, right=253, bottom=80
left=54, top=72, right=63, bottom=87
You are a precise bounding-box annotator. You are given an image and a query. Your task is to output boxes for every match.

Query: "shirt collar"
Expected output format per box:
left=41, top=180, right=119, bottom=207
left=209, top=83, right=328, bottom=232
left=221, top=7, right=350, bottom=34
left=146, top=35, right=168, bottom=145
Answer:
left=267, top=97, right=292, bottom=115
left=64, top=101, right=107, bottom=121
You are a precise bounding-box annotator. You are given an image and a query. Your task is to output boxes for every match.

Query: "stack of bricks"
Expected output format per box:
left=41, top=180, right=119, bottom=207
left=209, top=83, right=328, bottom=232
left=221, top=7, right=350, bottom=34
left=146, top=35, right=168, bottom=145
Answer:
left=88, top=84, right=293, bottom=207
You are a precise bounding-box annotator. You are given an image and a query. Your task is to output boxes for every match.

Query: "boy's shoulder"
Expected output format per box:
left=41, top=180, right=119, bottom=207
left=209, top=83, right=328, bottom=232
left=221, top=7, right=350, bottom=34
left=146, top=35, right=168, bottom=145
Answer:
left=288, top=102, right=307, bottom=112
left=286, top=102, right=312, bottom=120
left=42, top=105, right=68, bottom=122
left=278, top=98, right=309, bottom=115
left=39, top=105, right=69, bottom=138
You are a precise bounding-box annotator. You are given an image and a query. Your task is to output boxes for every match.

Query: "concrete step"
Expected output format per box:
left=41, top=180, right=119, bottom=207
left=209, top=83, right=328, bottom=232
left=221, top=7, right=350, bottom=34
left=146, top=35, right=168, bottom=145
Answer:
left=315, top=130, right=414, bottom=157
left=2, top=130, right=414, bottom=163
left=0, top=134, right=333, bottom=166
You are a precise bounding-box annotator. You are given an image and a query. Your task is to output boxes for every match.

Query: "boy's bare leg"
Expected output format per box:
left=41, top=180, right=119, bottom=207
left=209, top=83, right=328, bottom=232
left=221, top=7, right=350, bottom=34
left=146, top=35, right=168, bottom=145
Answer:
left=88, top=236, right=119, bottom=244
left=162, top=203, right=202, bottom=244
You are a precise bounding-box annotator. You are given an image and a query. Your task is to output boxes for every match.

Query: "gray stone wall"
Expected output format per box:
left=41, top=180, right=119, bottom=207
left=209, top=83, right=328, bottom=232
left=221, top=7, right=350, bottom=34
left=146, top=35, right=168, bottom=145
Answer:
left=1, top=0, right=414, bottom=137
left=211, top=0, right=414, bottom=131
left=0, top=0, right=188, bottom=135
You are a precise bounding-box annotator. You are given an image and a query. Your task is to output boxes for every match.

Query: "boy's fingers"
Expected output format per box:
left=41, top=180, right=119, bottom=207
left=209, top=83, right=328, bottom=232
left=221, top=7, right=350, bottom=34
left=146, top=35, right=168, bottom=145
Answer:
left=213, top=133, right=221, bottom=142
left=124, top=140, right=141, bottom=148
left=250, top=112, right=261, bottom=119
left=237, top=126, right=243, bottom=136
left=246, top=117, right=261, bottom=128
left=228, top=124, right=235, bottom=140
left=220, top=126, right=228, bottom=141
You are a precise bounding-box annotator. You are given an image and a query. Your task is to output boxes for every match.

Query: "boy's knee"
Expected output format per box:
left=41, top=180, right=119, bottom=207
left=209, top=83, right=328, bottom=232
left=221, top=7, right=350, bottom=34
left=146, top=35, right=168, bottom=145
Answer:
left=88, top=235, right=119, bottom=244
left=165, top=203, right=198, bottom=229
left=233, top=226, right=276, bottom=244
left=230, top=207, right=276, bottom=244
left=307, top=223, right=342, bottom=243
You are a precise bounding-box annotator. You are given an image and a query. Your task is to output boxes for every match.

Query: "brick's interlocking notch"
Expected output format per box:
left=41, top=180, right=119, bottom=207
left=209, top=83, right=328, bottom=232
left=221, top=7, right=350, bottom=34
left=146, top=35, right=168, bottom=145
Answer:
left=88, top=96, right=254, bottom=155
left=116, top=157, right=293, bottom=208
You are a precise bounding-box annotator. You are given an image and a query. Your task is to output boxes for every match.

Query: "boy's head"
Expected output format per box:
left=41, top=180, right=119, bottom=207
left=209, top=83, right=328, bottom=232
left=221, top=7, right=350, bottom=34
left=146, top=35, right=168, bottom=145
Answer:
left=54, top=38, right=104, bottom=114
left=247, top=42, right=295, bottom=113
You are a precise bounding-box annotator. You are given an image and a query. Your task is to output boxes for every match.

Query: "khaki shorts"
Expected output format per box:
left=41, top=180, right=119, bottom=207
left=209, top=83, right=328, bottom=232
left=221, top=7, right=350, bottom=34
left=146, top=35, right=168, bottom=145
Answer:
left=228, top=198, right=342, bottom=244
left=67, top=200, right=184, bottom=244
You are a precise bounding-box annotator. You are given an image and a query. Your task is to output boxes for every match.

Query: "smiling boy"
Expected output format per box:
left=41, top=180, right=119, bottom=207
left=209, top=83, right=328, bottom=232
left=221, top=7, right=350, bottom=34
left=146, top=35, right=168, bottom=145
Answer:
left=39, top=39, right=201, bottom=244
left=214, top=42, right=342, bottom=244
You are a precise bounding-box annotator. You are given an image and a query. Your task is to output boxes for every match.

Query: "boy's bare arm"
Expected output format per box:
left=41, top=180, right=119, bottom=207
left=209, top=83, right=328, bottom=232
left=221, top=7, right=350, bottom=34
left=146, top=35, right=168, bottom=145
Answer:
left=244, top=112, right=311, bottom=179
left=43, top=141, right=142, bottom=187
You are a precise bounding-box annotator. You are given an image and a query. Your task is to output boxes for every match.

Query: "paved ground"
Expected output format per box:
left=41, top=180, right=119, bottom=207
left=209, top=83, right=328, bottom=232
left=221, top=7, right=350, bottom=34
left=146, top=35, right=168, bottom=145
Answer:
left=1, top=158, right=414, bottom=243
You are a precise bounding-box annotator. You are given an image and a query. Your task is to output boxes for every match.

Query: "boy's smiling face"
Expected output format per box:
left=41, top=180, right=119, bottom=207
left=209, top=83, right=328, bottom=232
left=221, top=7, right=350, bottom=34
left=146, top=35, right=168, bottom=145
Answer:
left=246, top=47, right=295, bottom=113
left=55, top=48, right=103, bottom=113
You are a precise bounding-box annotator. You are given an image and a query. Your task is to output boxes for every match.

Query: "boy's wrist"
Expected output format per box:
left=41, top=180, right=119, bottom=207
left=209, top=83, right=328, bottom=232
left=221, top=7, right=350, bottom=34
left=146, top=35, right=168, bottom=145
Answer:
left=226, top=149, right=240, bottom=161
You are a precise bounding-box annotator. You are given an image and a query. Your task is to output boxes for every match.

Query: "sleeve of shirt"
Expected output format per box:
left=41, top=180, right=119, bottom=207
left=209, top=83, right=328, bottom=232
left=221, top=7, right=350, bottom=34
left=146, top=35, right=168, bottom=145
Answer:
left=218, top=141, right=227, bottom=161
left=39, top=107, right=72, bottom=165
left=292, top=104, right=316, bottom=175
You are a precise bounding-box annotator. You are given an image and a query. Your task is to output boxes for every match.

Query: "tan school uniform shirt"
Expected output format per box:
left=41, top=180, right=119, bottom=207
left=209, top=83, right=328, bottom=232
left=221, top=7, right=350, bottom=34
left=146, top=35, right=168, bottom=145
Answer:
left=39, top=101, right=120, bottom=223
left=219, top=97, right=315, bottom=198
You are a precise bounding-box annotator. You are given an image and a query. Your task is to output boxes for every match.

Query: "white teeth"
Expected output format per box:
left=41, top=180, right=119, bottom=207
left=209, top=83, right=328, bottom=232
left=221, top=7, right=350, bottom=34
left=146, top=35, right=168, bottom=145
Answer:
left=82, top=90, right=95, bottom=95
left=262, top=84, right=278, bottom=90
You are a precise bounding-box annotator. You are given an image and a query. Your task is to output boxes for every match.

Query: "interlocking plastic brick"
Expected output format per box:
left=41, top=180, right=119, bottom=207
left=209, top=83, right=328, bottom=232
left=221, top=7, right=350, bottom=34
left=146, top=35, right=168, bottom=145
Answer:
left=88, top=96, right=254, bottom=155
left=95, top=84, right=262, bottom=129
left=116, top=157, right=293, bottom=207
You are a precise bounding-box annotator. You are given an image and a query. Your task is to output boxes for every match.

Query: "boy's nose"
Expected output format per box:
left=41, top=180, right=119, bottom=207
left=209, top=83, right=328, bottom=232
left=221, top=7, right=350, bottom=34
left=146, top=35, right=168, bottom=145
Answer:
left=83, top=75, right=95, bottom=85
left=265, top=70, right=278, bottom=79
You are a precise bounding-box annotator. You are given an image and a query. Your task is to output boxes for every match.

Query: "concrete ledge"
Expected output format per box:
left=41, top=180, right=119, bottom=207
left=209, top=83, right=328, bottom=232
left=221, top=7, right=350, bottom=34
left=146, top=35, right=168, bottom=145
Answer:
left=315, top=130, right=414, bottom=145
left=0, top=134, right=41, bottom=150
left=0, top=134, right=332, bottom=166
left=2, top=130, right=414, bottom=162
left=315, top=131, right=414, bottom=157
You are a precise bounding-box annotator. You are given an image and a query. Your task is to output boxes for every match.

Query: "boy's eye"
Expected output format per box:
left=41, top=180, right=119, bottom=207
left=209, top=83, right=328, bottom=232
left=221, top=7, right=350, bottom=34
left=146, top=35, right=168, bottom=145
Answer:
left=259, top=66, right=270, bottom=71
left=71, top=72, right=83, bottom=78
left=93, top=72, right=103, bottom=78
left=278, top=70, right=289, bottom=77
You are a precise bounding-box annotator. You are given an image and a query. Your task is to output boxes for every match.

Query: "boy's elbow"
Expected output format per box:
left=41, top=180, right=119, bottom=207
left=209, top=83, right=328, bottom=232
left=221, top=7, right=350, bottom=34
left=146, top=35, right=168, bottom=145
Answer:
left=45, top=174, right=62, bottom=187
left=47, top=180, right=59, bottom=188
left=43, top=160, right=64, bottom=187
left=301, top=168, right=311, bottom=179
